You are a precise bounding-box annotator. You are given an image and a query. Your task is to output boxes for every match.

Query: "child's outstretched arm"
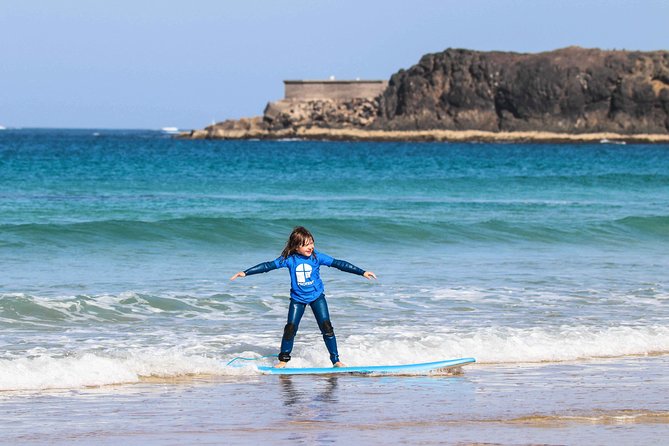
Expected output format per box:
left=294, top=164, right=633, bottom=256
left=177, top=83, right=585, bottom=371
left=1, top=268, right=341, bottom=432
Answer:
left=331, top=259, right=377, bottom=280
left=230, top=261, right=278, bottom=281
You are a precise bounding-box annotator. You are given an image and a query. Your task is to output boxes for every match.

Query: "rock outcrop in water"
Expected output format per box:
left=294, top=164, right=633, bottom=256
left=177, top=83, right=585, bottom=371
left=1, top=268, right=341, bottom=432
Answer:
left=184, top=47, right=669, bottom=141
left=189, top=98, right=381, bottom=139
left=374, top=47, right=669, bottom=134
left=263, top=98, right=380, bottom=130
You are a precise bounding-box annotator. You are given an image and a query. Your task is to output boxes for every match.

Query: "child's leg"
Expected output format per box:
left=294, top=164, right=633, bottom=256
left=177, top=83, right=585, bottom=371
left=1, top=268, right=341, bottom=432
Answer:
left=278, top=299, right=306, bottom=363
left=310, top=295, right=340, bottom=364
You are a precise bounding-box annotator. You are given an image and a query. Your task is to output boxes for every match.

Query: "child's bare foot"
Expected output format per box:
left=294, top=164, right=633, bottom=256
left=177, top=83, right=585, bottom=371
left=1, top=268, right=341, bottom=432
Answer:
left=333, top=361, right=346, bottom=368
left=274, top=361, right=288, bottom=368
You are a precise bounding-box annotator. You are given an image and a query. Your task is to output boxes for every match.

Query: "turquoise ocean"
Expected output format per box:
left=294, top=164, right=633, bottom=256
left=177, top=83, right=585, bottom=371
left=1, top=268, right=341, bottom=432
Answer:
left=1, top=129, right=668, bottom=444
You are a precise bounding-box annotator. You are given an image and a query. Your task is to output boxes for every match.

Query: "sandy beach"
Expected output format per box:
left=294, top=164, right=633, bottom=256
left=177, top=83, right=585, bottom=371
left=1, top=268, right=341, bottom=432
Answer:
left=183, top=125, right=669, bottom=144
left=2, top=356, right=667, bottom=445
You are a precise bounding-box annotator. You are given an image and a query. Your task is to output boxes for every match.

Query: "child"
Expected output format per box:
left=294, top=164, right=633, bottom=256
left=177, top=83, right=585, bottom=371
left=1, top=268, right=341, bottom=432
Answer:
left=230, top=226, right=376, bottom=368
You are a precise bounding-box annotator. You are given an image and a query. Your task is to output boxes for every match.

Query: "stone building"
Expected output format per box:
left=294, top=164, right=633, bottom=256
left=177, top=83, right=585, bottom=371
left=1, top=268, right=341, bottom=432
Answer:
left=283, top=79, right=388, bottom=101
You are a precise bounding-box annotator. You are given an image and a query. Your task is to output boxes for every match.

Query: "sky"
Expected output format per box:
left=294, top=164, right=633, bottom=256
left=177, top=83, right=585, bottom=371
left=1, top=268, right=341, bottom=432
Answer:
left=1, top=0, right=668, bottom=130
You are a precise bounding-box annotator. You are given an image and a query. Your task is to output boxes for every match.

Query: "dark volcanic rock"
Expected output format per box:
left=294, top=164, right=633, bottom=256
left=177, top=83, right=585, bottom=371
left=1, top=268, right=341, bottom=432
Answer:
left=374, top=47, right=669, bottom=133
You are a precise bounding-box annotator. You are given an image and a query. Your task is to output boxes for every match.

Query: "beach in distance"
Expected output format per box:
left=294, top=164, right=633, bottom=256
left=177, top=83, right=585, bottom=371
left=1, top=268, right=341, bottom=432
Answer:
left=1, top=129, right=668, bottom=445
left=185, top=125, right=669, bottom=144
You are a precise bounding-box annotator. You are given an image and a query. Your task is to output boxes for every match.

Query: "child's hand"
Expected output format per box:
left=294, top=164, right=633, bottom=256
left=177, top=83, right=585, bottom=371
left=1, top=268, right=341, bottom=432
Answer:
left=230, top=271, right=246, bottom=281
left=363, top=271, right=377, bottom=280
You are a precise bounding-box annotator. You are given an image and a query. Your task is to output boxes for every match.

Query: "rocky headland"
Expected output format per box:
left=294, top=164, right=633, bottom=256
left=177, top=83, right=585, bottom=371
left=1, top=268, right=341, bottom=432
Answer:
left=183, top=47, right=669, bottom=143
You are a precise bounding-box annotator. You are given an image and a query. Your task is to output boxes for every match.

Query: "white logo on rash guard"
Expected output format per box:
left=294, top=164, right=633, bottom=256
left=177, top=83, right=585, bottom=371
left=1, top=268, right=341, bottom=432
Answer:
left=295, top=263, right=313, bottom=285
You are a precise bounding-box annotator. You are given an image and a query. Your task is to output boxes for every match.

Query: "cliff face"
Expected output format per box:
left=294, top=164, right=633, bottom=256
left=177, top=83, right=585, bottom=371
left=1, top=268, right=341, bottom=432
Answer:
left=374, top=47, right=669, bottom=133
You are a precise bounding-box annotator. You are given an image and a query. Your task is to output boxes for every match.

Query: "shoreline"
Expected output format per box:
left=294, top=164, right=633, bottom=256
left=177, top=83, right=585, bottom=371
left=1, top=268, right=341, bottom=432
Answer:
left=3, top=357, right=668, bottom=445
left=180, top=126, right=669, bottom=144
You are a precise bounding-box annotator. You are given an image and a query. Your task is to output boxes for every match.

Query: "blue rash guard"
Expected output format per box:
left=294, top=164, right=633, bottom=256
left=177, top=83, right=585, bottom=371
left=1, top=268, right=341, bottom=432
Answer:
left=243, top=250, right=365, bottom=304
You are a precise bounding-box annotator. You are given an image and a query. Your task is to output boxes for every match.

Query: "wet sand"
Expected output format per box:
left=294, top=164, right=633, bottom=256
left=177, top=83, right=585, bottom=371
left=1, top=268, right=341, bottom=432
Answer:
left=1, top=355, right=667, bottom=445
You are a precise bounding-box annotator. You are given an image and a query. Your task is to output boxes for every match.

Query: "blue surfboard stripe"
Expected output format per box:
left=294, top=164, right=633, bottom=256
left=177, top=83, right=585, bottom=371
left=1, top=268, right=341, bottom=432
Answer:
left=257, top=357, right=476, bottom=375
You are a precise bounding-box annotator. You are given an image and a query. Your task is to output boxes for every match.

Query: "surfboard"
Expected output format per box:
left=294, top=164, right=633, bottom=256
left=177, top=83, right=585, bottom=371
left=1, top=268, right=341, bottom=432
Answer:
left=257, top=357, right=475, bottom=375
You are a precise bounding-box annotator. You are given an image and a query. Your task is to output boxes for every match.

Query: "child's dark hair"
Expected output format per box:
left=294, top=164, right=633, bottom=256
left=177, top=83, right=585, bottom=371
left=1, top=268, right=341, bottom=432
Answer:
left=281, top=226, right=315, bottom=259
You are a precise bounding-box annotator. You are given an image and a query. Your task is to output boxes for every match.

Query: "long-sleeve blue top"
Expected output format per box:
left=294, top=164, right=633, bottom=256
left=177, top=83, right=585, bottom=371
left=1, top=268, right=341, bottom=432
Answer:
left=243, top=250, right=365, bottom=303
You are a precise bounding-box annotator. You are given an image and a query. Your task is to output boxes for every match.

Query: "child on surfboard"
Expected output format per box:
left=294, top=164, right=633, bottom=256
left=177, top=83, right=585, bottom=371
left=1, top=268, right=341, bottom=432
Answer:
left=230, top=226, right=376, bottom=368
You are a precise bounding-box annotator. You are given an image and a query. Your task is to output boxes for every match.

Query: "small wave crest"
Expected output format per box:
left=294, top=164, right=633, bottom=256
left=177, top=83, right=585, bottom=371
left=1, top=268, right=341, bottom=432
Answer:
left=2, top=214, right=668, bottom=248
left=339, top=325, right=669, bottom=366
left=0, top=292, right=243, bottom=326
left=0, top=217, right=279, bottom=247
left=614, top=215, right=669, bottom=237
left=1, top=324, right=667, bottom=391
left=0, top=349, right=235, bottom=391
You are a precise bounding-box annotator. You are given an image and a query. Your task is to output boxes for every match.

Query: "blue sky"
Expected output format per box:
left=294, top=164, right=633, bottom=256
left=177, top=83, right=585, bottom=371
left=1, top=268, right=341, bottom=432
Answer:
left=1, top=0, right=668, bottom=130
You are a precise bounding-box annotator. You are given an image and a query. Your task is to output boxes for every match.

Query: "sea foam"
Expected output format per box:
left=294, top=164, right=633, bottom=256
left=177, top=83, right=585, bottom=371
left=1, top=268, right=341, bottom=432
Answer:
left=2, top=325, right=667, bottom=391
left=340, top=324, right=669, bottom=366
left=0, top=350, right=229, bottom=392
